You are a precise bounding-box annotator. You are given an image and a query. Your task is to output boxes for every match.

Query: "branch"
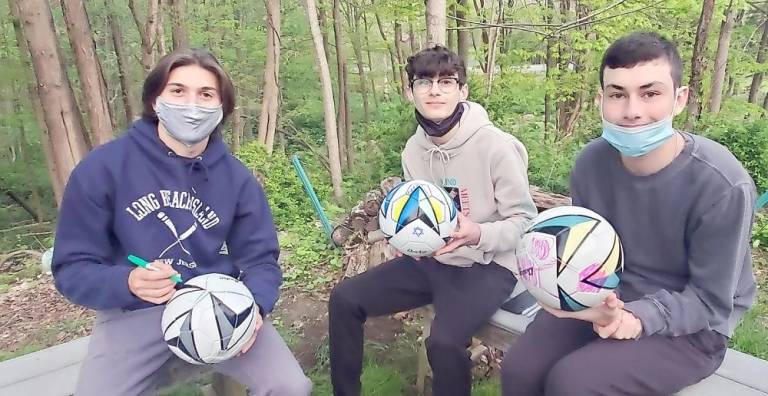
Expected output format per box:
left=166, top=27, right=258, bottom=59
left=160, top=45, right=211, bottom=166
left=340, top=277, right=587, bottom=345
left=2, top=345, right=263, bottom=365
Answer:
left=748, top=1, right=768, bottom=15
left=126, top=0, right=148, bottom=48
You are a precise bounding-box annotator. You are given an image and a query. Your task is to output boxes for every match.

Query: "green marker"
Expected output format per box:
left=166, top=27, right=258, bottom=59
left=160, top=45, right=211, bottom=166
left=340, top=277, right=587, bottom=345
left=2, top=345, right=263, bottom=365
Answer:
left=127, top=254, right=183, bottom=284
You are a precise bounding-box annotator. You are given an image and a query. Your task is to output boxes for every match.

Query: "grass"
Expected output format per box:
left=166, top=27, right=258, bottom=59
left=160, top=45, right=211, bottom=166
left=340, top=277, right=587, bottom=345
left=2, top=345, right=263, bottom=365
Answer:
left=730, top=251, right=768, bottom=360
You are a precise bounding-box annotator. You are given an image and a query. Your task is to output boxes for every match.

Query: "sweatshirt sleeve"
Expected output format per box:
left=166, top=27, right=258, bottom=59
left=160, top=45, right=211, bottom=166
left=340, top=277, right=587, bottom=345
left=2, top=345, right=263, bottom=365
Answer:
left=401, top=153, right=413, bottom=181
left=52, top=165, right=141, bottom=310
left=475, top=138, right=537, bottom=253
left=227, top=178, right=282, bottom=315
left=624, top=183, right=755, bottom=337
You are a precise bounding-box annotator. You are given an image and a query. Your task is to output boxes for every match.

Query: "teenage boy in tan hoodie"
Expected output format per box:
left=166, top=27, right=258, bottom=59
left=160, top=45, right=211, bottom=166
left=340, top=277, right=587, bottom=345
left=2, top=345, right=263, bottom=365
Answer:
left=328, top=45, right=537, bottom=396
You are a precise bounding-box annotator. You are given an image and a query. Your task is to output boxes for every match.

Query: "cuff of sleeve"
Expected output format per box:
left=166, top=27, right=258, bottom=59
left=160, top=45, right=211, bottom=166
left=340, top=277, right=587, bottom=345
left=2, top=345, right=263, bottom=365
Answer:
left=624, top=299, right=665, bottom=337
left=476, top=223, right=496, bottom=252
left=111, top=265, right=141, bottom=308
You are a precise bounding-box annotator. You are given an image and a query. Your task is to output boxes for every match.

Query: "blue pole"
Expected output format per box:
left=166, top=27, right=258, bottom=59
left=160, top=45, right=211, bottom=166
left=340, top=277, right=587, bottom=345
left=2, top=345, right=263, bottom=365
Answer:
left=291, top=155, right=334, bottom=242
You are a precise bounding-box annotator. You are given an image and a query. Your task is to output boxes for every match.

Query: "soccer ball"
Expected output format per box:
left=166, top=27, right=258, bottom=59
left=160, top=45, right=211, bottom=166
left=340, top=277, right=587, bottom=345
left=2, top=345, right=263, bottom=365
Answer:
left=161, top=273, right=258, bottom=364
left=379, top=179, right=458, bottom=257
left=515, top=206, right=623, bottom=311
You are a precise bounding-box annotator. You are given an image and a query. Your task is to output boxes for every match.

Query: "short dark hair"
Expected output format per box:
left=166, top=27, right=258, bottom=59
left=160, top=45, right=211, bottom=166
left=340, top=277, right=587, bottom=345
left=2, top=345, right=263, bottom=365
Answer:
left=142, top=48, right=236, bottom=123
left=599, top=32, right=683, bottom=88
left=405, top=45, right=467, bottom=85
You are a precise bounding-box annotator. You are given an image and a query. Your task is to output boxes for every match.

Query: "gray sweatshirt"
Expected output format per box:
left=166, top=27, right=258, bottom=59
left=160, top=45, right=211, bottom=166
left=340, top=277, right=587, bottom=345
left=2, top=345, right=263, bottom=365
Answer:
left=401, top=101, right=537, bottom=272
left=570, top=132, right=757, bottom=338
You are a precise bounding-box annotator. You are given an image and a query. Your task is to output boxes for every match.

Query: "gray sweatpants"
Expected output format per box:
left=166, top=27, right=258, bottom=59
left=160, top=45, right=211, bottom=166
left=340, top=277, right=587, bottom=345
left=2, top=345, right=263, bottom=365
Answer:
left=75, top=305, right=311, bottom=396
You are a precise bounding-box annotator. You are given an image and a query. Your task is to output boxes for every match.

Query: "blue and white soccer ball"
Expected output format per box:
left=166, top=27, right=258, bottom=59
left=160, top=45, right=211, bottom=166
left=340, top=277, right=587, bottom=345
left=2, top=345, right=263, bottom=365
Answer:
left=379, top=179, right=458, bottom=257
left=161, top=273, right=258, bottom=365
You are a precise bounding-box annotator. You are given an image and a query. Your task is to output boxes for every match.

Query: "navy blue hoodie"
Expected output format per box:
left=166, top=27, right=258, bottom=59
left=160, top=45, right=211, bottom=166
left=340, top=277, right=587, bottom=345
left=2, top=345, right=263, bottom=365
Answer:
left=52, top=118, right=282, bottom=314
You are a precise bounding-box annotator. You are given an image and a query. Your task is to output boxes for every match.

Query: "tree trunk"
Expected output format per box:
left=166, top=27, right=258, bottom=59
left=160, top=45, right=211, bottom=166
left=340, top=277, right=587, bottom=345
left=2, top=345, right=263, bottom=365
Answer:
left=257, top=0, right=281, bottom=154
left=749, top=19, right=768, bottom=104
left=333, top=0, right=352, bottom=168
left=317, top=0, right=332, bottom=72
left=456, top=0, right=469, bottom=67
left=363, top=13, right=379, bottom=107
left=232, top=102, right=243, bottom=152
left=170, top=0, right=189, bottom=50
left=9, top=0, right=63, bottom=204
left=484, top=0, right=503, bottom=96
left=394, top=21, right=409, bottom=95
left=543, top=0, right=555, bottom=134
left=304, top=0, right=344, bottom=201
left=14, top=0, right=90, bottom=197
left=375, top=13, right=402, bottom=93
left=762, top=90, right=768, bottom=111
left=426, top=0, right=446, bottom=46
left=332, top=0, right=352, bottom=169
left=156, top=0, right=166, bottom=57
left=60, top=0, right=114, bottom=147
left=409, top=19, right=418, bottom=54
left=107, top=2, right=136, bottom=126
left=685, top=0, right=715, bottom=130
left=708, top=1, right=735, bottom=114
left=351, top=9, right=370, bottom=123
left=128, top=0, right=159, bottom=73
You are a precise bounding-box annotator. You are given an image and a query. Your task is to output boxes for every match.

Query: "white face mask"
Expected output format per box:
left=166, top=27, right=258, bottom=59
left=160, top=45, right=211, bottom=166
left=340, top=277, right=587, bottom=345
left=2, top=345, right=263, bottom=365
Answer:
left=600, top=88, right=681, bottom=157
left=155, top=97, right=223, bottom=147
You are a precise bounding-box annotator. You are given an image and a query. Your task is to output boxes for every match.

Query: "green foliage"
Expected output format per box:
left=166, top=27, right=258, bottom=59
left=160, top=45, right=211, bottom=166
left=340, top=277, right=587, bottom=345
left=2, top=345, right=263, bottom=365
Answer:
left=752, top=213, right=768, bottom=250
left=701, top=114, right=768, bottom=192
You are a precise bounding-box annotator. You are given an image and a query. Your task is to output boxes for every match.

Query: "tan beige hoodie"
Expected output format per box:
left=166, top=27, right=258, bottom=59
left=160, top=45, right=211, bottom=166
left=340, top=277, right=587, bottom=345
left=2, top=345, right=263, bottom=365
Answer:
left=401, top=101, right=537, bottom=272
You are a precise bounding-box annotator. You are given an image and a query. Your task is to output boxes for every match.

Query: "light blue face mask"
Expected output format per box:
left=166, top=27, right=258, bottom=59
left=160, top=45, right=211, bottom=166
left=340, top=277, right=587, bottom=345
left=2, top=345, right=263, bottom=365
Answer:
left=600, top=89, right=681, bottom=157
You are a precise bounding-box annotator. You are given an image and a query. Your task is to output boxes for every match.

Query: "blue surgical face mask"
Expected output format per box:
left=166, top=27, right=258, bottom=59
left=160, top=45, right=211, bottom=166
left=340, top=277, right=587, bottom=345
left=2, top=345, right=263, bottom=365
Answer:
left=600, top=88, right=681, bottom=157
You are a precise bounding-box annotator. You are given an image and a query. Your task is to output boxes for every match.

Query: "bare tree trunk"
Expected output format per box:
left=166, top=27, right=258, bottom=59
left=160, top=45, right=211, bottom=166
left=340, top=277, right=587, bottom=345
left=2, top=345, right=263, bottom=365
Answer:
left=107, top=2, right=136, bottom=126
left=749, top=19, right=768, bottom=104
left=60, top=0, right=114, bottom=147
left=426, top=0, right=446, bottom=46
left=708, top=1, right=735, bottom=114
left=169, top=0, right=189, bottom=50
left=128, top=0, right=159, bottom=73
left=9, top=0, right=63, bottom=204
left=394, top=21, right=409, bottom=95
left=456, top=0, right=469, bottom=67
left=543, top=0, right=555, bottom=134
left=232, top=102, right=243, bottom=152
left=363, top=13, right=379, bottom=108
left=685, top=0, right=715, bottom=130
left=15, top=0, right=90, bottom=198
left=304, top=0, right=344, bottom=200
left=156, top=0, right=166, bottom=57
left=764, top=91, right=768, bottom=111
left=351, top=8, right=370, bottom=123
left=317, top=0, right=332, bottom=71
left=257, top=0, right=281, bottom=154
left=375, top=13, right=402, bottom=95
left=484, top=0, right=503, bottom=96
left=333, top=0, right=352, bottom=168
left=409, top=19, right=418, bottom=54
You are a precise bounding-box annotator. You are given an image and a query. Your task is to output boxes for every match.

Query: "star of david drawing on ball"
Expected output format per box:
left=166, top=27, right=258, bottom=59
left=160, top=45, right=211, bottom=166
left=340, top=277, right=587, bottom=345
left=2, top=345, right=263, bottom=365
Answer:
left=379, top=179, right=458, bottom=257
left=515, top=205, right=624, bottom=311
left=161, top=273, right=258, bottom=365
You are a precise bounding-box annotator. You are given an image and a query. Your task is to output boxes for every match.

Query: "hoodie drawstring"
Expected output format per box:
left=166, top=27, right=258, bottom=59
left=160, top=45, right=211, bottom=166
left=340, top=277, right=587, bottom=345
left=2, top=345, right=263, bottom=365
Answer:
left=426, top=146, right=452, bottom=185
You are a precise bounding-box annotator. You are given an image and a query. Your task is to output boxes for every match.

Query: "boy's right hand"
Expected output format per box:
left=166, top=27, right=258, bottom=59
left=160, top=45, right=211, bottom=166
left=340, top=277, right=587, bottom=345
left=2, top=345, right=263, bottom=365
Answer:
left=128, top=261, right=179, bottom=304
left=539, top=292, right=623, bottom=327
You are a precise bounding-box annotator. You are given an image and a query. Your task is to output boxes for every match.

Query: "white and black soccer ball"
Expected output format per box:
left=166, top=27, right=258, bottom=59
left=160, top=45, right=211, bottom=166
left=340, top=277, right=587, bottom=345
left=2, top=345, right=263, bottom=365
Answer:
left=379, top=179, right=458, bottom=257
left=161, top=273, right=258, bottom=365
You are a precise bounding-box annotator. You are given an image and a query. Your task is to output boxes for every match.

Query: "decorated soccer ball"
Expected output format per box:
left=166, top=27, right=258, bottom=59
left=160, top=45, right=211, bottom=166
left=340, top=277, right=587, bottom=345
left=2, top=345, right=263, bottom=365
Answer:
left=515, top=206, right=623, bottom=311
left=161, top=273, right=258, bottom=364
left=379, top=180, right=458, bottom=257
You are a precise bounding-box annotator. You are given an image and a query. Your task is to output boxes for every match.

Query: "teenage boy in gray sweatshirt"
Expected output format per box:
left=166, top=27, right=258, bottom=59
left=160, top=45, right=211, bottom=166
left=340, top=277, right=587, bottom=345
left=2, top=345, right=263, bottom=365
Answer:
left=328, top=46, right=537, bottom=396
left=502, top=32, right=757, bottom=396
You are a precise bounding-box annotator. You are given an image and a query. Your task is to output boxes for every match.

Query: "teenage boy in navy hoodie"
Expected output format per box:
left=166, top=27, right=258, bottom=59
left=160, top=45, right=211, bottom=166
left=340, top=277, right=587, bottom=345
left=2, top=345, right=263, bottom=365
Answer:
left=52, top=49, right=311, bottom=396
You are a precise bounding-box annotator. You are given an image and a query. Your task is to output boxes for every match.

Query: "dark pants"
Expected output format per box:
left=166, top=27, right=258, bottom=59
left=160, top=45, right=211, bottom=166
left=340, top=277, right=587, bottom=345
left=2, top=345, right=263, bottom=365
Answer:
left=329, top=256, right=517, bottom=396
left=501, top=310, right=727, bottom=396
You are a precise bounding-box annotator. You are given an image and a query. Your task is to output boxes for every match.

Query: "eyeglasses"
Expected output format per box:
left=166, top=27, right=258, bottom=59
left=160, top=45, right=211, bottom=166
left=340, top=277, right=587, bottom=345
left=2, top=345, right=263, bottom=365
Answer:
left=411, top=77, right=461, bottom=94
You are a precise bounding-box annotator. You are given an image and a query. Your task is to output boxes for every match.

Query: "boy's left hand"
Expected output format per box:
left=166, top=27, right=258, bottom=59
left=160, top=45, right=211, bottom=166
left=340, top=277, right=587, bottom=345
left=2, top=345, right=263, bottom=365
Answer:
left=434, top=213, right=481, bottom=256
left=593, top=309, right=643, bottom=340
left=239, top=310, right=264, bottom=355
